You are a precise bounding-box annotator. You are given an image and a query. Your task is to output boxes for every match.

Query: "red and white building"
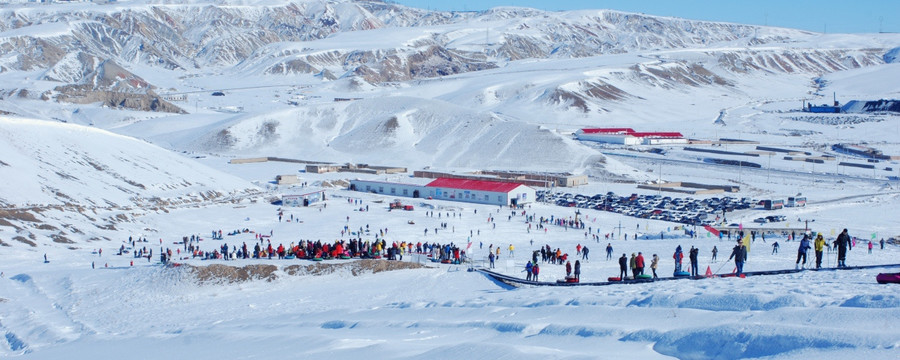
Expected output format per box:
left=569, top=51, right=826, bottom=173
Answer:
left=575, top=128, right=687, bottom=145
left=349, top=177, right=535, bottom=207
left=424, top=178, right=535, bottom=206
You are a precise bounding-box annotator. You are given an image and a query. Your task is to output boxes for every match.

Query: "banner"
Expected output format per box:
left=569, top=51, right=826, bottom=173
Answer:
left=703, top=225, right=720, bottom=237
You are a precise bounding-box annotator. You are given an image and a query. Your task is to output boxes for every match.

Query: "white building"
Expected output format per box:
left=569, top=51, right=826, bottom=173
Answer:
left=576, top=128, right=687, bottom=145
left=424, top=178, right=535, bottom=207
left=349, top=179, right=428, bottom=198
left=349, top=177, right=536, bottom=207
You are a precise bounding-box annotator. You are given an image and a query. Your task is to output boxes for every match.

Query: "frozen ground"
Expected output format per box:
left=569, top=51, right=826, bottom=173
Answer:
left=2, top=181, right=899, bottom=359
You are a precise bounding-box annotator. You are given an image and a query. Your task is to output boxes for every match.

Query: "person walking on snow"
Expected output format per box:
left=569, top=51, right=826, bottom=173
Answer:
left=728, top=240, right=746, bottom=276
left=836, top=229, right=852, bottom=268
left=606, top=243, right=613, bottom=260
left=650, top=254, right=659, bottom=279
left=814, top=233, right=826, bottom=269
left=796, top=234, right=811, bottom=269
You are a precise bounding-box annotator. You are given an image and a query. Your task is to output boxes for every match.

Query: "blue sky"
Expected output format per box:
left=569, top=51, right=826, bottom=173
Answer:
left=390, top=0, right=899, bottom=34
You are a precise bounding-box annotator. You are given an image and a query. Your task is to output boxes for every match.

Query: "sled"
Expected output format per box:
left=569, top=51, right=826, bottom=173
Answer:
left=673, top=271, right=691, bottom=277
left=312, top=258, right=323, bottom=262
left=284, top=255, right=296, bottom=260
left=340, top=256, right=351, bottom=260
left=876, top=272, right=900, bottom=284
left=440, top=259, right=451, bottom=264
left=557, top=278, right=579, bottom=284
left=636, top=274, right=653, bottom=279
left=608, top=277, right=622, bottom=282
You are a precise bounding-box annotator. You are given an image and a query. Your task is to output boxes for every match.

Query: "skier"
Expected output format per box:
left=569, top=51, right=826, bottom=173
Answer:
left=525, top=261, right=533, bottom=281
left=772, top=241, right=779, bottom=254
left=673, top=245, right=684, bottom=273
left=650, top=254, right=659, bottom=279
left=814, top=233, right=826, bottom=269
left=796, top=234, right=811, bottom=269
left=711, top=246, right=718, bottom=262
left=835, top=229, right=852, bottom=268
left=582, top=246, right=589, bottom=261
left=728, top=240, right=746, bottom=276
left=606, top=243, right=613, bottom=260
left=618, top=254, right=628, bottom=280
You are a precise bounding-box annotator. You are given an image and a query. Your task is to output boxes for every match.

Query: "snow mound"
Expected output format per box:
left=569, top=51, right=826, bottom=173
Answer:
left=627, top=293, right=807, bottom=311
left=840, top=294, right=900, bottom=308
left=650, top=324, right=860, bottom=359
left=884, top=47, right=900, bottom=63
left=184, top=260, right=427, bottom=284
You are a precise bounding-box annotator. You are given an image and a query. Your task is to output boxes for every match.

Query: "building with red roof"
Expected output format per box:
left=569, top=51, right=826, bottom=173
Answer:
left=349, top=177, right=535, bottom=206
left=575, top=128, right=687, bottom=145
left=425, top=178, right=535, bottom=206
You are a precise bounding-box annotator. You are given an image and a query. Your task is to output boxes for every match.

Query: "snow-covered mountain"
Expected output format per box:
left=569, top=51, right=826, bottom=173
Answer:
left=0, top=0, right=899, bottom=244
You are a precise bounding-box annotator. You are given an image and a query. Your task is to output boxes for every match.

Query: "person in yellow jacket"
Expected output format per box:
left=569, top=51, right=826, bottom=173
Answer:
left=508, top=244, right=515, bottom=258
left=814, top=233, right=827, bottom=269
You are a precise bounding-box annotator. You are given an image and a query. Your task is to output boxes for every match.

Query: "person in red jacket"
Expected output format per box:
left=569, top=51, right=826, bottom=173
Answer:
left=635, top=252, right=645, bottom=276
left=673, top=245, right=684, bottom=273
left=565, top=261, right=572, bottom=277
left=532, top=263, right=540, bottom=281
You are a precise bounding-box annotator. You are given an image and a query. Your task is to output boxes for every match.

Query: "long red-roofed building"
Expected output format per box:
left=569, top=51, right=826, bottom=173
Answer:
left=575, top=127, right=687, bottom=145
left=349, top=177, right=535, bottom=206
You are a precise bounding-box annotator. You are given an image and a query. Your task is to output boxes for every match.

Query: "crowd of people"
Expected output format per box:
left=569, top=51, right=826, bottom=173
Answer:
left=84, top=194, right=885, bottom=287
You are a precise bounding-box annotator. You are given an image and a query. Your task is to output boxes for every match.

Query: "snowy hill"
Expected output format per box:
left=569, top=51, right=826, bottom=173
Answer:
left=0, top=116, right=259, bottom=246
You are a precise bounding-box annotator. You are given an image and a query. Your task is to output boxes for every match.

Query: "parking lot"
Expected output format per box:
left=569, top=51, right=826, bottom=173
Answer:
left=537, top=190, right=754, bottom=227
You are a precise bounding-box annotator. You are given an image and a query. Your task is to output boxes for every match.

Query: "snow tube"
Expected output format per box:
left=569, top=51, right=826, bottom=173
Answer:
left=876, top=272, right=900, bottom=284
left=636, top=274, right=653, bottom=279
left=340, top=256, right=351, bottom=260
left=440, top=259, right=451, bottom=264
left=312, top=258, right=323, bottom=262
left=284, top=255, right=296, bottom=260
left=607, top=277, right=622, bottom=282
left=673, top=271, right=691, bottom=277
